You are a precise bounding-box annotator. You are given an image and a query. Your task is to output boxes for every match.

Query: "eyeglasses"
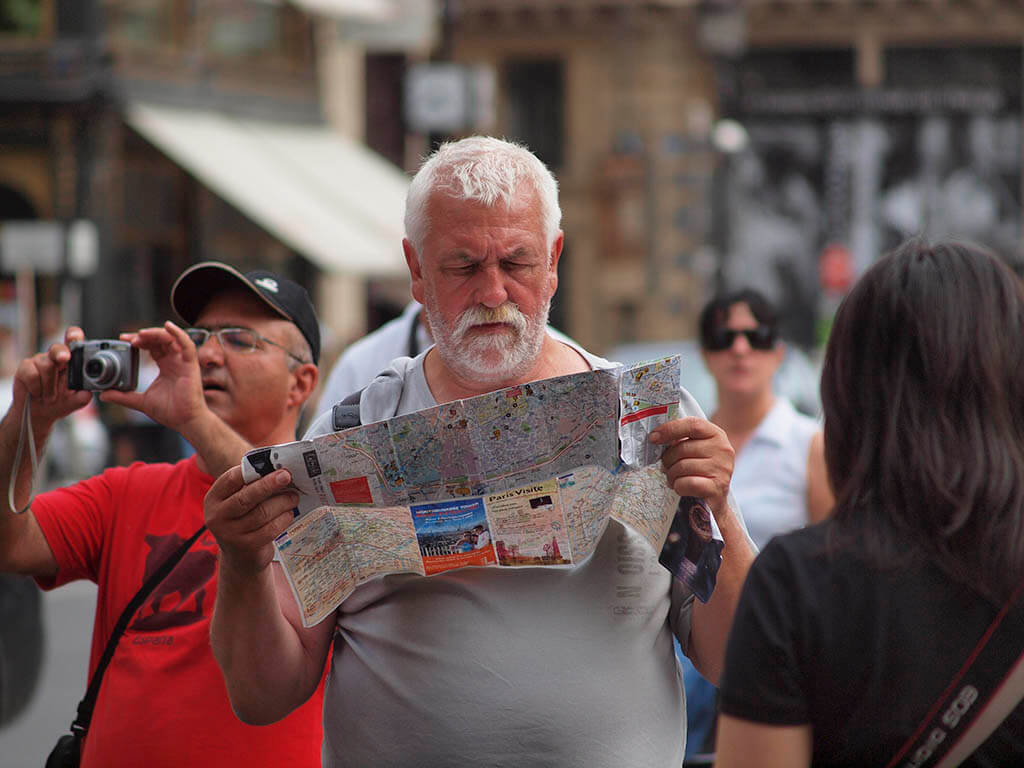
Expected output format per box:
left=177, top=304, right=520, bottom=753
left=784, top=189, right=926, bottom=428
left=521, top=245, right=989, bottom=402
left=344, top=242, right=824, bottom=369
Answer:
left=703, top=326, right=777, bottom=352
left=186, top=327, right=309, bottom=365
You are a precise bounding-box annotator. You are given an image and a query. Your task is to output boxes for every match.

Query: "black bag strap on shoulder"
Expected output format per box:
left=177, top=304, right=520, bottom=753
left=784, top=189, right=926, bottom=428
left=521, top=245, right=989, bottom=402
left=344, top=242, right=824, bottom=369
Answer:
left=67, top=524, right=207, bottom=738
left=885, top=578, right=1024, bottom=768
left=332, top=388, right=364, bottom=432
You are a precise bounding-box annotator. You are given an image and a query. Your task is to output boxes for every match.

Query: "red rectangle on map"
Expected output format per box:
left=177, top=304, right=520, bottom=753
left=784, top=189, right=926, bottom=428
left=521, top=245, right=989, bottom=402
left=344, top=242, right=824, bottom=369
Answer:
left=620, top=404, right=669, bottom=426
left=330, top=476, right=373, bottom=505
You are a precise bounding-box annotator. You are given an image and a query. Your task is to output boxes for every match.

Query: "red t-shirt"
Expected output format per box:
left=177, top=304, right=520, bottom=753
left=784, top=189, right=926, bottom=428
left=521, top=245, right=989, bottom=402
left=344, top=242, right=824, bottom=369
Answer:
left=33, top=457, right=324, bottom=768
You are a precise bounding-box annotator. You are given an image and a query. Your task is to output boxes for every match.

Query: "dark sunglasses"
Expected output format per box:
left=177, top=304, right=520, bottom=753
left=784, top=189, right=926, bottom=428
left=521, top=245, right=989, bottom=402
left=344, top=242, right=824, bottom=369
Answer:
left=703, top=326, right=777, bottom=352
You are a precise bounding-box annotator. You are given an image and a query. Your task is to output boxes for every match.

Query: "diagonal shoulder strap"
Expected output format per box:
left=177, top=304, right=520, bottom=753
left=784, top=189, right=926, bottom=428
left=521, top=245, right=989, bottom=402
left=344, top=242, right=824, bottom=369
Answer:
left=885, top=579, right=1024, bottom=768
left=69, top=524, right=207, bottom=736
left=936, top=652, right=1024, bottom=768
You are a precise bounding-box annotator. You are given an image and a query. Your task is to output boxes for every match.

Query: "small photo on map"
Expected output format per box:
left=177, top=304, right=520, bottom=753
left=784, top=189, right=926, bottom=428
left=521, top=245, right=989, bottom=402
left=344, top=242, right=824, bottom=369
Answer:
left=486, top=480, right=572, bottom=567
left=410, top=498, right=497, bottom=575
left=658, top=497, right=723, bottom=603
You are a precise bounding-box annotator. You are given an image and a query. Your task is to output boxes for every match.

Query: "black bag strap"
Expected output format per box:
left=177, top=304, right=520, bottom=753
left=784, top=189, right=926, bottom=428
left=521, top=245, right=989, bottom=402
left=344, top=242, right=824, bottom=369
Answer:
left=331, top=315, right=422, bottom=433
left=885, top=578, right=1024, bottom=768
left=331, top=388, right=364, bottom=432
left=68, top=524, right=207, bottom=736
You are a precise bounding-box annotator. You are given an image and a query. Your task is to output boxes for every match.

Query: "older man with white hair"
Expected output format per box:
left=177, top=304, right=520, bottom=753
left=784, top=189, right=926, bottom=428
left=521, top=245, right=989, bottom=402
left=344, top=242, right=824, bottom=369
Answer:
left=205, top=136, right=755, bottom=768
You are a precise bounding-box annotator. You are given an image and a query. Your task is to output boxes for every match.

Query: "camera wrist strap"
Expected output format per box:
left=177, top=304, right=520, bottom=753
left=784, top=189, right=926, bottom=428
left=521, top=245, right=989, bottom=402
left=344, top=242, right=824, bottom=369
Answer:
left=8, top=393, right=40, bottom=515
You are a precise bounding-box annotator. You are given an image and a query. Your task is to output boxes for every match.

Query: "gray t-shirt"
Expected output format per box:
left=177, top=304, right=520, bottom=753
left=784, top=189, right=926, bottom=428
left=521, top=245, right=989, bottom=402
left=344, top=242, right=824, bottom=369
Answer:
left=305, top=349, right=706, bottom=768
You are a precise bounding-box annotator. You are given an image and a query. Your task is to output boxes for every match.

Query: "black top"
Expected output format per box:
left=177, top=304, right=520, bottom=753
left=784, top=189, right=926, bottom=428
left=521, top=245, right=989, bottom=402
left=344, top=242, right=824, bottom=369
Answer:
left=719, top=523, right=1024, bottom=767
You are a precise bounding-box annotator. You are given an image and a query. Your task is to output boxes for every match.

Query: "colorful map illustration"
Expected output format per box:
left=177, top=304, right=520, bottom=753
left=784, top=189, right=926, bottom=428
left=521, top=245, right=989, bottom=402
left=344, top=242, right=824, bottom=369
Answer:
left=245, top=357, right=697, bottom=627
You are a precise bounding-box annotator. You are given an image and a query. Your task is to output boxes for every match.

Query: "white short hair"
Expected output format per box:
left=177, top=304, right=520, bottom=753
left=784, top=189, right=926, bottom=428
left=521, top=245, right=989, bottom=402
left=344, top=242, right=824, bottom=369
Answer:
left=404, top=136, right=561, bottom=257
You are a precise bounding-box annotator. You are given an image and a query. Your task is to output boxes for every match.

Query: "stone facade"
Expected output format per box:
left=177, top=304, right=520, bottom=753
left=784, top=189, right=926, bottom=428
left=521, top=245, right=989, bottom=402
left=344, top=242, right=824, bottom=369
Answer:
left=450, top=4, right=719, bottom=353
left=446, top=0, right=1024, bottom=353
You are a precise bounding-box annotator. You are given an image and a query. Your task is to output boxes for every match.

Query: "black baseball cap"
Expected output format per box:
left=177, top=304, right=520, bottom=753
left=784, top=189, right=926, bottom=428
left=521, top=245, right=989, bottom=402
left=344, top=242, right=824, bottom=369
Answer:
left=171, top=261, right=320, bottom=365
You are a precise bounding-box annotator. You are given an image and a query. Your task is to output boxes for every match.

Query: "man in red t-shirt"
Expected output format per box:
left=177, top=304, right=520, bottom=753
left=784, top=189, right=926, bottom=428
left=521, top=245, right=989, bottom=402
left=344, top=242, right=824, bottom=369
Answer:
left=0, top=262, right=326, bottom=767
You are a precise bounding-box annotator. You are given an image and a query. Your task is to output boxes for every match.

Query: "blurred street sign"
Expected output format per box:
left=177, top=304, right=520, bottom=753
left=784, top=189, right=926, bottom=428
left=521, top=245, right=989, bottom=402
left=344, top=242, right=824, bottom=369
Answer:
left=67, top=219, right=99, bottom=277
left=1, top=221, right=63, bottom=274
left=405, top=63, right=495, bottom=134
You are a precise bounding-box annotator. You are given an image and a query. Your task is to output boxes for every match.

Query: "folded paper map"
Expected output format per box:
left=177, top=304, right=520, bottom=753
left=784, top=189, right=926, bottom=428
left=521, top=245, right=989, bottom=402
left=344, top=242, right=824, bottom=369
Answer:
left=242, top=356, right=721, bottom=626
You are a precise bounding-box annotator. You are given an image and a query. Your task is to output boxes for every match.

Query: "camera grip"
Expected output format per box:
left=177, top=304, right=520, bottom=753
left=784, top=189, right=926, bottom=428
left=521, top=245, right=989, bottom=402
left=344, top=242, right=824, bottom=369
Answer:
left=66, top=346, right=85, bottom=391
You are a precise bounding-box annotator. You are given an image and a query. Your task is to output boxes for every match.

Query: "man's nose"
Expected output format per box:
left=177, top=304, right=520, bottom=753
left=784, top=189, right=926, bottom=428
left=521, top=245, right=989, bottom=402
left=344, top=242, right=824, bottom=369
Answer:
left=473, top=265, right=509, bottom=308
left=195, top=334, right=225, bottom=365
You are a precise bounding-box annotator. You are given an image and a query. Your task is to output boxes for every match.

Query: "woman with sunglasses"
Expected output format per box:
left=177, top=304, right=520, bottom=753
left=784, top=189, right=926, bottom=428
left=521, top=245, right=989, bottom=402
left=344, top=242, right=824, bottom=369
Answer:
left=714, top=240, right=1024, bottom=766
left=681, top=289, right=834, bottom=762
left=697, top=288, right=834, bottom=550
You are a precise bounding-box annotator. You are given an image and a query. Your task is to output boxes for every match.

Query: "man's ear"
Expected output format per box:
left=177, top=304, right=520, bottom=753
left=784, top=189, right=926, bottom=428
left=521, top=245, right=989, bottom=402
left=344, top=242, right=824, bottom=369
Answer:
left=404, top=238, right=425, bottom=305
left=288, top=363, right=319, bottom=409
left=547, top=230, right=564, bottom=298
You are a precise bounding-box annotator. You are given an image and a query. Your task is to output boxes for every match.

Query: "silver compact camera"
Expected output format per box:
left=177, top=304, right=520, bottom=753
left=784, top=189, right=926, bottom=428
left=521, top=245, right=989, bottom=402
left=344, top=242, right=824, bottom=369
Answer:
left=67, top=340, right=139, bottom=392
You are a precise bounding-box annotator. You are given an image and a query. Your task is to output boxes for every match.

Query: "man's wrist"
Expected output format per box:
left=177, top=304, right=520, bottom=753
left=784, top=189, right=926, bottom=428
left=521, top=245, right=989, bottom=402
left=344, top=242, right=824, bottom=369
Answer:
left=711, top=500, right=747, bottom=544
left=218, top=546, right=276, bottom=590
left=182, top=409, right=251, bottom=476
left=178, top=405, right=225, bottom=452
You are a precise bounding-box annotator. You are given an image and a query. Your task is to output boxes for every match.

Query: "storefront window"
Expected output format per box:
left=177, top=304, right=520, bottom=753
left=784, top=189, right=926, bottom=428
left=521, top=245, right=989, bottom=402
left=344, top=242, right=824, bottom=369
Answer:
left=106, top=0, right=176, bottom=46
left=206, top=1, right=281, bottom=59
left=503, top=58, right=564, bottom=171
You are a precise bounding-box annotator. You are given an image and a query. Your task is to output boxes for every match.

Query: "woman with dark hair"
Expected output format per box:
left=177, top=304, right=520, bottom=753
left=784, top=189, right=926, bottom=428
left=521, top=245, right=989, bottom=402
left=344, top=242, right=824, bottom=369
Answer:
left=713, top=240, right=1024, bottom=767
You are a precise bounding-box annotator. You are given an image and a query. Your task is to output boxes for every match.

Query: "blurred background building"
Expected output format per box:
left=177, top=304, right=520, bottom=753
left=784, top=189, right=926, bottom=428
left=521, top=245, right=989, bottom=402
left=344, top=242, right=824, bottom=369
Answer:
left=0, top=0, right=420, bottom=370
left=2, top=1, right=1024, bottom=756
left=431, top=0, right=1023, bottom=353
left=0, top=0, right=1022, bottom=413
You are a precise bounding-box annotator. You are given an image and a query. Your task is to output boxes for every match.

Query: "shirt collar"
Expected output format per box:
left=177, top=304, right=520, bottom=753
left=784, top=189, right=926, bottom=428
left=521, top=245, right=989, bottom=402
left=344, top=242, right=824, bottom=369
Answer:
left=748, top=397, right=792, bottom=448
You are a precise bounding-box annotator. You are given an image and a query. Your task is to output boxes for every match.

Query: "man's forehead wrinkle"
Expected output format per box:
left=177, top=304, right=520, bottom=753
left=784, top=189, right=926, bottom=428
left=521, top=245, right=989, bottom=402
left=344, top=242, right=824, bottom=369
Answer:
left=195, top=302, right=295, bottom=344
left=439, top=244, right=537, bottom=265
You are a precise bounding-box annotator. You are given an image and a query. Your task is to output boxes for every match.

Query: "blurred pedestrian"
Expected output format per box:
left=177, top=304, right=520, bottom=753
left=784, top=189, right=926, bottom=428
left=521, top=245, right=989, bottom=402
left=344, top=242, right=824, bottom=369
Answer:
left=715, top=240, right=1024, bottom=767
left=0, top=262, right=325, bottom=767
left=680, top=288, right=834, bottom=761
left=698, top=288, right=833, bottom=548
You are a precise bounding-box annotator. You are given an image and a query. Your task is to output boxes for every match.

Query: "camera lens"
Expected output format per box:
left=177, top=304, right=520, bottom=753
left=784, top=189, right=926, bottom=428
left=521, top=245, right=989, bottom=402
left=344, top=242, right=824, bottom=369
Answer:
left=84, top=351, right=121, bottom=388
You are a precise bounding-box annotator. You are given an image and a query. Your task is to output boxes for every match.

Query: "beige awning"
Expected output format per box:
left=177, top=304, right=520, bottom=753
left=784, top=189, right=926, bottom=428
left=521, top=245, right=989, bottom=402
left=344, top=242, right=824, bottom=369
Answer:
left=125, top=101, right=409, bottom=277
left=288, top=0, right=395, bottom=20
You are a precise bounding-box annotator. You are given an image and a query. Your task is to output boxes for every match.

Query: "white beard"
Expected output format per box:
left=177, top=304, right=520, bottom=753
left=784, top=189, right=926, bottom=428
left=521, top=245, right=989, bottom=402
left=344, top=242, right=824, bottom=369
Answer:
left=425, top=294, right=550, bottom=387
